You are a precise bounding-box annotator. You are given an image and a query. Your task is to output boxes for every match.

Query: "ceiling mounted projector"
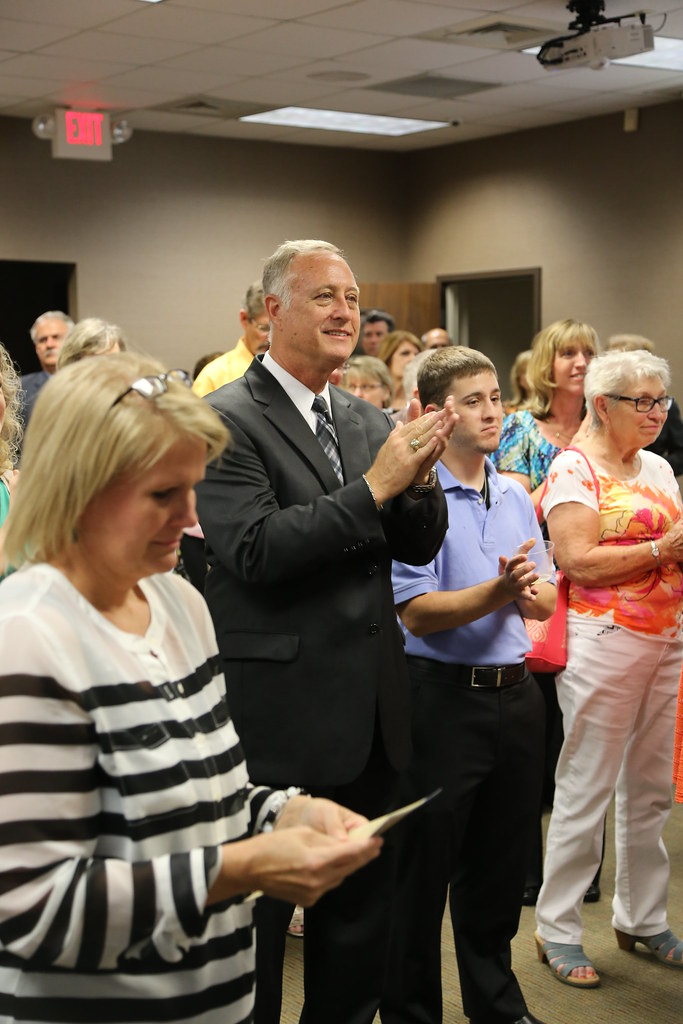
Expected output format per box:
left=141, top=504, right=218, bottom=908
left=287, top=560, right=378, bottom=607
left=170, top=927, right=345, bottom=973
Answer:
left=537, top=0, right=655, bottom=70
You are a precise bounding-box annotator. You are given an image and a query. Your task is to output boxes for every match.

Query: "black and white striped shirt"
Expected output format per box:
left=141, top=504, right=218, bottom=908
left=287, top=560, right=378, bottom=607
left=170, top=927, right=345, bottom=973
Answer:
left=0, top=565, right=281, bottom=1023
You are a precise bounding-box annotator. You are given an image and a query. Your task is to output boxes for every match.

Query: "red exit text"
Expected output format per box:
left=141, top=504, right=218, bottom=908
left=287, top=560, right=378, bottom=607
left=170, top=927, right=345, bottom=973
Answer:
left=65, top=111, right=105, bottom=147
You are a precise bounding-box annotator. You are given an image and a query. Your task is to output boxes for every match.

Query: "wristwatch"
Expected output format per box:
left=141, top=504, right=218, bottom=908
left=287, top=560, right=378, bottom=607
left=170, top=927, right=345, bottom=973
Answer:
left=650, top=539, right=661, bottom=564
left=408, top=467, right=438, bottom=495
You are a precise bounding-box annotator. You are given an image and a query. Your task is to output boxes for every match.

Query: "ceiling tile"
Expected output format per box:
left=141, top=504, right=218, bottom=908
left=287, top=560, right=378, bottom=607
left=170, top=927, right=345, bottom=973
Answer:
left=100, top=6, right=276, bottom=45
left=38, top=30, right=203, bottom=64
left=159, top=45, right=310, bottom=77
left=301, top=0, right=477, bottom=35
left=230, top=22, right=389, bottom=59
left=0, top=72, right=66, bottom=98
left=0, top=53, right=135, bottom=81
left=103, top=65, right=235, bottom=95
left=173, top=0, right=349, bottom=16
left=0, top=18, right=77, bottom=50
left=0, top=0, right=140, bottom=29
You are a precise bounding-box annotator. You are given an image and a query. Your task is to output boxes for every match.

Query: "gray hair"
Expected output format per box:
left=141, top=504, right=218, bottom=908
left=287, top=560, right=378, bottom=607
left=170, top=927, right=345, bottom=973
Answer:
left=263, top=239, right=344, bottom=308
left=402, top=349, right=434, bottom=403
left=243, top=281, right=266, bottom=319
left=607, top=334, right=655, bottom=354
left=584, top=350, right=671, bottom=428
left=29, top=310, right=74, bottom=343
left=56, top=318, right=127, bottom=370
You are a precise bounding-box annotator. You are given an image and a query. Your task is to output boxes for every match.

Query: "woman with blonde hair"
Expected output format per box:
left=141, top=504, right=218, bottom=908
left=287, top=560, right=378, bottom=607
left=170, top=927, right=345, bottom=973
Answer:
left=494, top=320, right=599, bottom=505
left=0, top=352, right=380, bottom=1024
left=56, top=316, right=127, bottom=369
left=493, top=320, right=600, bottom=907
left=377, top=330, right=424, bottom=411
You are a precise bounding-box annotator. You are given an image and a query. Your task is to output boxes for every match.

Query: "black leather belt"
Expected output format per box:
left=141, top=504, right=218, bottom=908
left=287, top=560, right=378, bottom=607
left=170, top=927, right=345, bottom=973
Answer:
left=408, top=656, right=528, bottom=689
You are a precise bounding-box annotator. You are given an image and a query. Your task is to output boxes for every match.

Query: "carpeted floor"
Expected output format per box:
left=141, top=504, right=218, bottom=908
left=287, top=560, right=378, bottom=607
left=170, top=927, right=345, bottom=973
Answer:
left=281, top=797, right=683, bottom=1023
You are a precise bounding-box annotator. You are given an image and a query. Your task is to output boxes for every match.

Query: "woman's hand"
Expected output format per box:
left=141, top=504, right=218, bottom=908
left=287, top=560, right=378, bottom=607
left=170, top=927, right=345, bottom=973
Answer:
left=275, top=794, right=367, bottom=838
left=658, top=519, right=683, bottom=566
left=208, top=797, right=382, bottom=907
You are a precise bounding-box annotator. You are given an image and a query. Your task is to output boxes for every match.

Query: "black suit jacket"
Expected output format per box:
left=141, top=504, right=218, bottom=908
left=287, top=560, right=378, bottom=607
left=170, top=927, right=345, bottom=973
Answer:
left=196, top=359, right=448, bottom=788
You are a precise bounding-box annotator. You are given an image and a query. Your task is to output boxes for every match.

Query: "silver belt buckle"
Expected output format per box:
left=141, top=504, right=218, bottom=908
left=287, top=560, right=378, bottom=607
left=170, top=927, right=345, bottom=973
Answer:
left=470, top=665, right=503, bottom=688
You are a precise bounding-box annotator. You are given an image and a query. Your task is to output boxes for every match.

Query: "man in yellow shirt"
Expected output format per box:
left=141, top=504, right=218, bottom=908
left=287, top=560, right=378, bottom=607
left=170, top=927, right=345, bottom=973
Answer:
left=193, top=282, right=270, bottom=397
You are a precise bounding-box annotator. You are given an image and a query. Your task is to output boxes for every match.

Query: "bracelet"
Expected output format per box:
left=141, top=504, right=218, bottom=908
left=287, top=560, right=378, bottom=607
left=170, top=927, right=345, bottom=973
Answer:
left=407, top=466, right=438, bottom=495
left=263, top=786, right=305, bottom=831
left=362, top=474, right=383, bottom=510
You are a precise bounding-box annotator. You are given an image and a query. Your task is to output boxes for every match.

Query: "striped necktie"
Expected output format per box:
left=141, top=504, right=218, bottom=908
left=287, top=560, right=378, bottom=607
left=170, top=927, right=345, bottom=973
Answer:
left=312, top=395, right=344, bottom=484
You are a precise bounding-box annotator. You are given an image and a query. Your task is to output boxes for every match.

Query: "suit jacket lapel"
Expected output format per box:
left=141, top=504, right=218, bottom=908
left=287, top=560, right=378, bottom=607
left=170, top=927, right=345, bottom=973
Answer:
left=246, top=360, right=342, bottom=492
left=330, top=387, right=373, bottom=483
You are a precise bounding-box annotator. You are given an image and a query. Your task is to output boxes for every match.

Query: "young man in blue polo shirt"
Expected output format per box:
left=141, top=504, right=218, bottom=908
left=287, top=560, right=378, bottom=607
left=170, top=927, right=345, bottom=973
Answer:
left=382, top=347, right=557, bottom=1024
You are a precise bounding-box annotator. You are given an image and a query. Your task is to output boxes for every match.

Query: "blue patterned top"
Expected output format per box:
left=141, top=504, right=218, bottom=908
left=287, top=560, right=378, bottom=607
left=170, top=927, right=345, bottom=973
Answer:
left=492, top=409, right=560, bottom=492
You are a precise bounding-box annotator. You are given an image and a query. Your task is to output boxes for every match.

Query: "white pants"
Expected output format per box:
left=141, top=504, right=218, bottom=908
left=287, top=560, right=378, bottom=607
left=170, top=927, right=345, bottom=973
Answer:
left=536, top=615, right=683, bottom=945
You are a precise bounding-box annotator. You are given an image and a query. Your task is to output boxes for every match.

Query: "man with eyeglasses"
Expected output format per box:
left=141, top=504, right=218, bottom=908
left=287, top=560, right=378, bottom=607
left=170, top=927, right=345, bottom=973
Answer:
left=196, top=239, right=456, bottom=1024
left=20, top=310, right=74, bottom=427
left=193, top=281, right=270, bottom=397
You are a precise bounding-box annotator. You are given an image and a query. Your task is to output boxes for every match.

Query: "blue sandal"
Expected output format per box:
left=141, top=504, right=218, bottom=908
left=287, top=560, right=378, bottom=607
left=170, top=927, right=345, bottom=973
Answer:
left=534, top=930, right=600, bottom=988
left=615, top=928, right=683, bottom=966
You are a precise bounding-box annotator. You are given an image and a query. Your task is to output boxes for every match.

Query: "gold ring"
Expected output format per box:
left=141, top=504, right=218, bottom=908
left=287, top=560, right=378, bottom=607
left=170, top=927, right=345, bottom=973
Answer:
left=410, top=437, right=420, bottom=451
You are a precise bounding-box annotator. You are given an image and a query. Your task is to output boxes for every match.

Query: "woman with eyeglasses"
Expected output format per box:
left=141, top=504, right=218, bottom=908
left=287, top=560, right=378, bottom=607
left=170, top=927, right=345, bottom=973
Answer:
left=0, top=353, right=381, bottom=1024
left=341, top=355, right=394, bottom=410
left=534, top=350, right=683, bottom=988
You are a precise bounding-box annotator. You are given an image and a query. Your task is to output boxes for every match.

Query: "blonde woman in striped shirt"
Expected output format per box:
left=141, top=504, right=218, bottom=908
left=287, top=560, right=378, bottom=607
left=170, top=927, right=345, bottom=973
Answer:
left=0, top=353, right=380, bottom=1024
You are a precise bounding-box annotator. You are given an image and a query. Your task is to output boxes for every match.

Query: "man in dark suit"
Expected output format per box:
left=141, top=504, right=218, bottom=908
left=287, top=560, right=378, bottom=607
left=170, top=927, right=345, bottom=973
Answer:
left=20, top=310, right=73, bottom=428
left=196, top=239, right=455, bottom=1024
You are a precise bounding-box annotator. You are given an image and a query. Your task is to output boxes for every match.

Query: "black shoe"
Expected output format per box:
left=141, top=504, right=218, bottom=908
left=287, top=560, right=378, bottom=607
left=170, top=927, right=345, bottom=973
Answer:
left=522, top=886, right=540, bottom=907
left=584, top=882, right=601, bottom=903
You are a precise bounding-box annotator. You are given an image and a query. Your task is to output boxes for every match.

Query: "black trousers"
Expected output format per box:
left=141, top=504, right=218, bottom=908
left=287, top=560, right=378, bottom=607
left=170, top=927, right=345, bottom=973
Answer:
left=381, top=658, right=544, bottom=1024
left=253, top=721, right=401, bottom=1024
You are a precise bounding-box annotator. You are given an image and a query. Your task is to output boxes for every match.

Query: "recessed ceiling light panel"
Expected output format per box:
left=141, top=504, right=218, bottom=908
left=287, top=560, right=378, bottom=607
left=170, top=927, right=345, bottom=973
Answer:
left=240, top=107, right=448, bottom=137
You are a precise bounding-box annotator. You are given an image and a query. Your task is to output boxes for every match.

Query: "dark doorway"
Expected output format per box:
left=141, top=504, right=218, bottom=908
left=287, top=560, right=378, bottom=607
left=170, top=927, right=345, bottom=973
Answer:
left=438, top=269, right=541, bottom=403
left=0, top=260, right=75, bottom=374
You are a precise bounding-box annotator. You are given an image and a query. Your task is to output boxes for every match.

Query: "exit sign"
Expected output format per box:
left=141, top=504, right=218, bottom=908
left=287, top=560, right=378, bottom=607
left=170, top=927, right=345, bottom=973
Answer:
left=52, top=108, right=112, bottom=161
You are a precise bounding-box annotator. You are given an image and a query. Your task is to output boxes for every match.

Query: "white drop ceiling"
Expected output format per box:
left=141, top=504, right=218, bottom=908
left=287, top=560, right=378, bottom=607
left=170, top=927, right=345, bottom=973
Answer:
left=1, top=0, right=682, bottom=151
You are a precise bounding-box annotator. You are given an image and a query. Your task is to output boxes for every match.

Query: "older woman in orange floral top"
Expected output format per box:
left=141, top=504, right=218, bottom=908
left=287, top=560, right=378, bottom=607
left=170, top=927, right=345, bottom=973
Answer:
left=534, top=350, right=683, bottom=989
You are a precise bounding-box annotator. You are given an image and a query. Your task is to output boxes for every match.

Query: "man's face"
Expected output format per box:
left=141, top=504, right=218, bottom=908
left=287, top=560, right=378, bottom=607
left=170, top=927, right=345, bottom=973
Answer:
left=446, top=371, right=503, bottom=454
left=241, top=310, right=271, bottom=356
left=423, top=328, right=451, bottom=350
left=360, top=319, right=389, bottom=356
left=34, top=317, right=69, bottom=373
left=268, top=252, right=360, bottom=376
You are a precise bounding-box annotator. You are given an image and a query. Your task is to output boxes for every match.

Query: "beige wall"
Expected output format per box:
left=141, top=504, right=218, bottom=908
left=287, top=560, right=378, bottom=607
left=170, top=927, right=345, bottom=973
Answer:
left=0, top=116, right=404, bottom=368
left=1, top=98, right=681, bottom=385
left=405, top=99, right=683, bottom=385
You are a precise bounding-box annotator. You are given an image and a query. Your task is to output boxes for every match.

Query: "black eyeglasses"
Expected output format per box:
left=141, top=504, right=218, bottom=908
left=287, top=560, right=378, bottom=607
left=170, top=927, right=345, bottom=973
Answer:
left=111, top=369, right=192, bottom=407
left=608, top=395, right=673, bottom=414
